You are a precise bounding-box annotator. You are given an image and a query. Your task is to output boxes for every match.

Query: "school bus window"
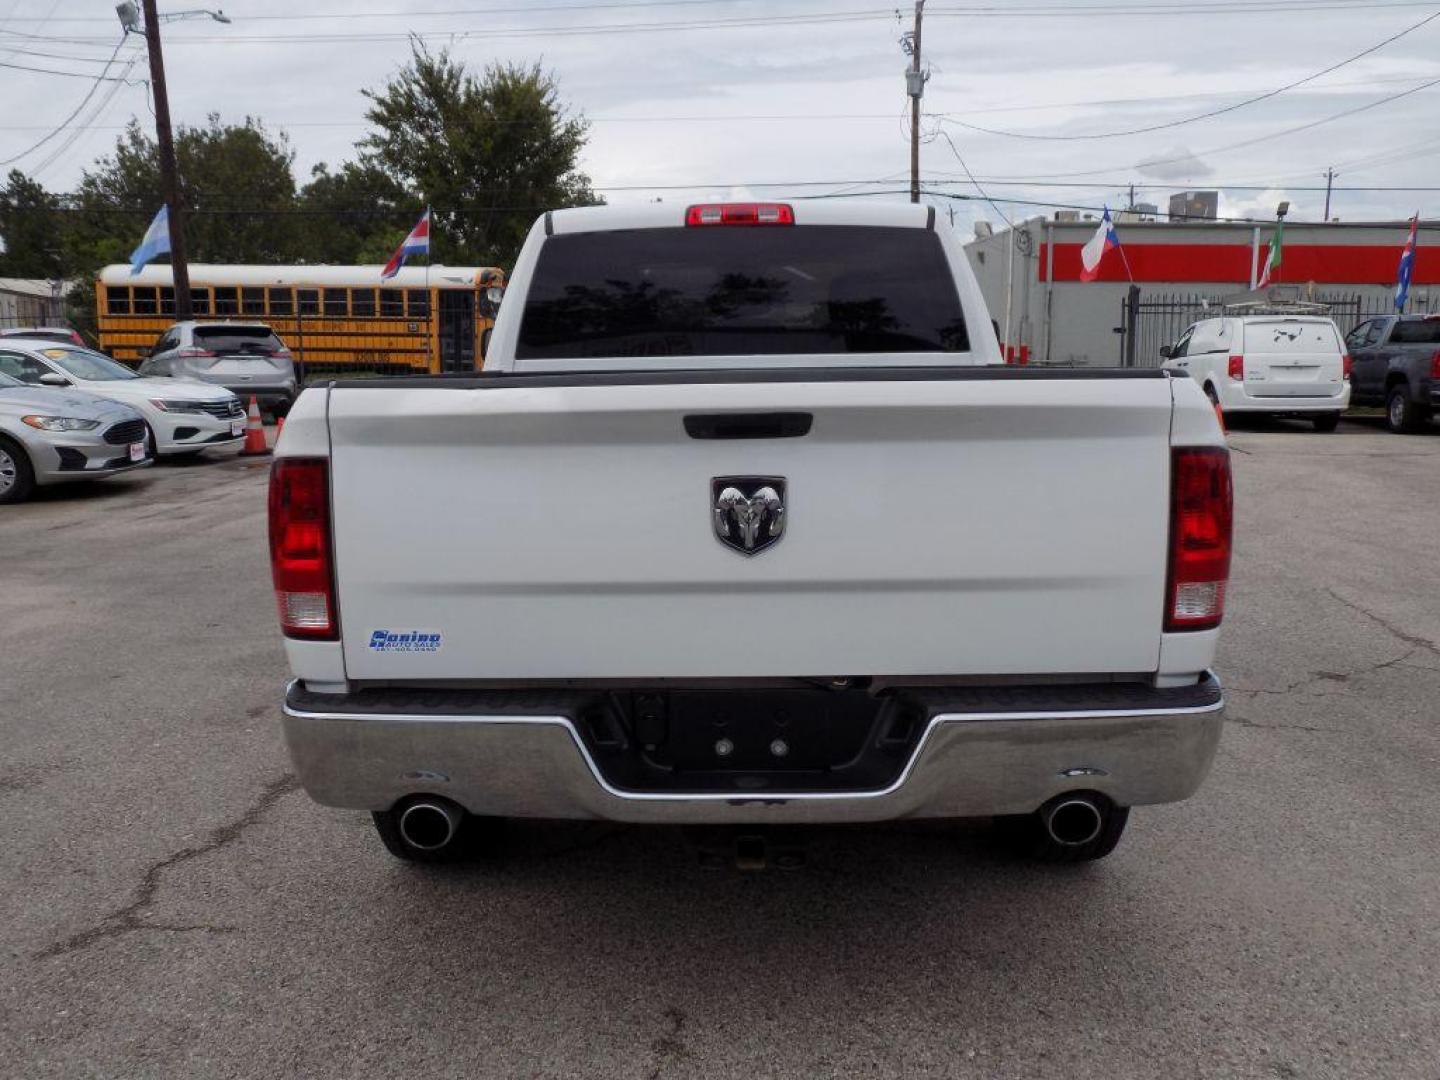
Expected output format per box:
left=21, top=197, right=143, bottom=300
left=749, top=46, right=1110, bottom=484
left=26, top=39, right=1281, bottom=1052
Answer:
left=214, top=287, right=239, bottom=315
left=267, top=287, right=293, bottom=315
left=132, top=287, right=158, bottom=315
left=379, top=288, right=403, bottom=316
left=324, top=288, right=348, bottom=316
left=351, top=288, right=376, bottom=317
left=190, top=288, right=211, bottom=315
left=242, top=287, right=265, bottom=315
left=406, top=289, right=430, bottom=317
left=159, top=287, right=175, bottom=315
left=106, top=288, right=131, bottom=315
left=297, top=289, right=320, bottom=315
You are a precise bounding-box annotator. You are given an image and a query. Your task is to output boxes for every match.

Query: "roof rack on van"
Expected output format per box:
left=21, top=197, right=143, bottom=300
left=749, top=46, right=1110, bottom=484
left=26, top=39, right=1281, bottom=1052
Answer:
left=1219, top=299, right=1333, bottom=317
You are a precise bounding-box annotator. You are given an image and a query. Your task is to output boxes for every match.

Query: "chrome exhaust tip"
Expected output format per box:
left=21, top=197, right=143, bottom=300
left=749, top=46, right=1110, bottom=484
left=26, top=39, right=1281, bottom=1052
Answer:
left=398, top=799, right=463, bottom=851
left=1043, top=796, right=1104, bottom=847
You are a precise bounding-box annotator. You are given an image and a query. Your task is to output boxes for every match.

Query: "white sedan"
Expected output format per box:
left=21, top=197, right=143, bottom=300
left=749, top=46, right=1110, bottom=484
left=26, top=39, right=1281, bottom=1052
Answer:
left=0, top=339, right=246, bottom=457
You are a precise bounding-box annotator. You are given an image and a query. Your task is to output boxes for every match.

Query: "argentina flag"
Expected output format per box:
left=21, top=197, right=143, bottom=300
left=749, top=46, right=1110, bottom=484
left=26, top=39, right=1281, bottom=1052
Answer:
left=128, top=205, right=171, bottom=276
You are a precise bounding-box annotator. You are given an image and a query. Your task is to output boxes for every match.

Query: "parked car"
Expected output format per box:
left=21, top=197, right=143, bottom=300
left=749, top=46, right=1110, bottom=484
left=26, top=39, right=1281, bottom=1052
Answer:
left=0, top=339, right=245, bottom=457
left=0, top=370, right=152, bottom=504
left=1343, top=313, right=1440, bottom=433
left=0, top=326, right=88, bottom=347
left=1161, top=314, right=1350, bottom=430
left=273, top=200, right=1231, bottom=866
left=141, top=322, right=298, bottom=416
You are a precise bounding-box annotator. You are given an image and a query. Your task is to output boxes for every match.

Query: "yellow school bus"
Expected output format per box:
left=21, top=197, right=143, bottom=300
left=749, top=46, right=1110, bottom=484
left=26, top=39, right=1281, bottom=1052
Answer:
left=96, top=263, right=506, bottom=373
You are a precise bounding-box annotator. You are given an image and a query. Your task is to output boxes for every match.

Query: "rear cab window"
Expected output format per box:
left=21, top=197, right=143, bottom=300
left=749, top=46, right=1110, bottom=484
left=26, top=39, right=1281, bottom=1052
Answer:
left=1389, top=319, right=1440, bottom=345
left=515, top=225, right=969, bottom=361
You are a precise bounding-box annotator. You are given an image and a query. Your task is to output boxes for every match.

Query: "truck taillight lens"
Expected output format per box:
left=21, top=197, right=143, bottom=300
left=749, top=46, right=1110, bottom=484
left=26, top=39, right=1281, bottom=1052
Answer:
left=1342, top=353, right=1353, bottom=380
left=1166, top=447, right=1233, bottom=633
left=1227, top=355, right=1244, bottom=380
left=685, top=203, right=794, bottom=226
left=1431, top=350, right=1440, bottom=379
left=268, top=457, right=337, bottom=640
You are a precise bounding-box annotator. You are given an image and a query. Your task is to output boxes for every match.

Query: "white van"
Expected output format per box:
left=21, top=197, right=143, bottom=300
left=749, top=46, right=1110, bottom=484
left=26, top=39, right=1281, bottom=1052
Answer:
left=1162, top=315, right=1350, bottom=431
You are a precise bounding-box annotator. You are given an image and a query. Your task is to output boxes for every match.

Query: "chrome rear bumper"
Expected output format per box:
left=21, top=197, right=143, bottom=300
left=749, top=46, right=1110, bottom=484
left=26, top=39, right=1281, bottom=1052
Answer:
left=282, top=676, right=1224, bottom=824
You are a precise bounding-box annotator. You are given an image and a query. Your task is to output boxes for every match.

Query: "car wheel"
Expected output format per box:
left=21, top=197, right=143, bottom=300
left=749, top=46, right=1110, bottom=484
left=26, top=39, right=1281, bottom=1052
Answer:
left=1386, top=386, right=1428, bottom=433
left=992, top=793, right=1129, bottom=863
left=1311, top=412, right=1341, bottom=432
left=0, top=436, right=36, bottom=504
left=371, top=797, right=503, bottom=864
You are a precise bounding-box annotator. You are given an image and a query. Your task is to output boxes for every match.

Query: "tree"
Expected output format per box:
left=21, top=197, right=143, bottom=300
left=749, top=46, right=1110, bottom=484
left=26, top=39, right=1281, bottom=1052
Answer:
left=0, top=170, right=65, bottom=278
left=65, top=115, right=301, bottom=272
left=297, top=161, right=413, bottom=264
left=360, top=45, right=600, bottom=267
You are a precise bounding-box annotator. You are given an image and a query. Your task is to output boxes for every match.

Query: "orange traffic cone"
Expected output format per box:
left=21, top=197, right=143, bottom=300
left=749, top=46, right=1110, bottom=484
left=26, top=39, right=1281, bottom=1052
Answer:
left=1213, top=400, right=1226, bottom=433
left=275, top=416, right=285, bottom=439
left=241, top=395, right=269, bottom=456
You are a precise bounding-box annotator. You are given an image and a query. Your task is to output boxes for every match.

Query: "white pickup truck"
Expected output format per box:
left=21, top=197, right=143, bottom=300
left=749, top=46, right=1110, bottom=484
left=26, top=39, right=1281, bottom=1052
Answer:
left=271, top=201, right=1231, bottom=866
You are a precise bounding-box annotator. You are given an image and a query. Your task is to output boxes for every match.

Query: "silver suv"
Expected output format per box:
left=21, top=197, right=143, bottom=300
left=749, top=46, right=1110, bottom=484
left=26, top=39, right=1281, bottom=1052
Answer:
left=141, top=322, right=298, bottom=415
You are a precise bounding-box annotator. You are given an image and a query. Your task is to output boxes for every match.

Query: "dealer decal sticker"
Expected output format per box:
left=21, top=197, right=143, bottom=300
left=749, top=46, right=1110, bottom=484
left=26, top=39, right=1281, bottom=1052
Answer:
left=368, top=630, right=443, bottom=653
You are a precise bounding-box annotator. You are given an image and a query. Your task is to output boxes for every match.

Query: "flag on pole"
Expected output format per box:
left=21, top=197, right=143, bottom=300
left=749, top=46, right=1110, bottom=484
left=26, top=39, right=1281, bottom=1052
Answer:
left=1395, top=212, right=1419, bottom=312
left=381, top=208, right=431, bottom=280
left=129, top=205, right=171, bottom=276
left=1257, top=219, right=1284, bottom=287
left=1079, top=207, right=1123, bottom=282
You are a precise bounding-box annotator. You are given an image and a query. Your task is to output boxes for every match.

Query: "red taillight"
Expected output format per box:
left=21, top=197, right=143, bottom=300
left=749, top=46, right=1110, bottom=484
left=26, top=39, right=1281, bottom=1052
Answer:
left=268, top=457, right=337, bottom=640
left=1227, top=355, right=1244, bottom=380
left=1430, top=350, right=1440, bottom=379
left=1166, top=447, right=1233, bottom=633
left=1343, top=353, right=1353, bottom=380
left=176, top=347, right=215, bottom=358
left=685, top=202, right=795, bottom=227
left=69, top=330, right=85, bottom=346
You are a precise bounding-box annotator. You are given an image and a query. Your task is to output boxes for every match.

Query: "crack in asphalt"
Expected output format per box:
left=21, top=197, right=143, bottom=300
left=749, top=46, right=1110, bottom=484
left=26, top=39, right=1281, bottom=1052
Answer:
left=1323, top=587, right=1440, bottom=661
left=34, top=773, right=300, bottom=960
left=647, top=1007, right=692, bottom=1080
left=1226, top=647, right=1414, bottom=700
left=1225, top=710, right=1346, bottom=735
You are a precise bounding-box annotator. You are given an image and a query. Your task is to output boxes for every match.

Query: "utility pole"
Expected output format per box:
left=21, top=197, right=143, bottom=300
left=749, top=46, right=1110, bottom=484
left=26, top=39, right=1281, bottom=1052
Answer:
left=1323, top=167, right=1334, bottom=222
left=139, top=0, right=192, bottom=319
left=906, top=0, right=926, bottom=204
left=1128, top=183, right=1135, bottom=211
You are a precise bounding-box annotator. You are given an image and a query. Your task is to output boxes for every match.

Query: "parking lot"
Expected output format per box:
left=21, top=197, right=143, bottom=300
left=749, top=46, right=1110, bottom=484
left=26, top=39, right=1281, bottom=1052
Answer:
left=2, top=417, right=1438, bottom=1079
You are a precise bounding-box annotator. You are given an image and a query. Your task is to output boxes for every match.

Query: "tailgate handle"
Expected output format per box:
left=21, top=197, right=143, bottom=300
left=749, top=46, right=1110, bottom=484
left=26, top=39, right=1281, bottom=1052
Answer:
left=684, top=412, right=812, bottom=440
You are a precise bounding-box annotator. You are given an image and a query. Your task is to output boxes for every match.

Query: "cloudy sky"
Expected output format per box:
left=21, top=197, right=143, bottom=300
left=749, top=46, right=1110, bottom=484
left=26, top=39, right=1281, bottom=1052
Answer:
left=3, top=0, right=1438, bottom=234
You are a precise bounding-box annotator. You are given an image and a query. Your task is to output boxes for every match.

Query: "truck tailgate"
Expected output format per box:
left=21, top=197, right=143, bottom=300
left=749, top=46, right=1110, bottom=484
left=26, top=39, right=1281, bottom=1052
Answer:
left=327, top=374, right=1173, bottom=680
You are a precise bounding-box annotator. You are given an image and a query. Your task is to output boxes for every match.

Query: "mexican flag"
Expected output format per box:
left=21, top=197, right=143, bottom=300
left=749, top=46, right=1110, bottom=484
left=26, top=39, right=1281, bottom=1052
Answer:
left=1257, top=220, right=1283, bottom=287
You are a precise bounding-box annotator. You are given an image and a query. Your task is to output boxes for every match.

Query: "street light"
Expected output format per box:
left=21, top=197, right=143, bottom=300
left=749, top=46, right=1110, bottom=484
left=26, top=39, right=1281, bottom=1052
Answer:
left=1276, top=200, right=1291, bottom=221
left=116, top=4, right=229, bottom=31
left=157, top=9, right=230, bottom=23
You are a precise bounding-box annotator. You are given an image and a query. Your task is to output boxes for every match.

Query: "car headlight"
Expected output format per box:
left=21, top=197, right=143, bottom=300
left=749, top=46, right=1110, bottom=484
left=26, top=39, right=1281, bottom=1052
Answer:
left=21, top=415, right=101, bottom=432
left=150, top=399, right=204, bottom=413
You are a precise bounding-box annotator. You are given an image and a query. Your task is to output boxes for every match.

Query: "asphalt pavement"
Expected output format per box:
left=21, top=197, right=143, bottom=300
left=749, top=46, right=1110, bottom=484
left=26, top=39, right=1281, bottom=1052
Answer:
left=2, top=417, right=1438, bottom=1079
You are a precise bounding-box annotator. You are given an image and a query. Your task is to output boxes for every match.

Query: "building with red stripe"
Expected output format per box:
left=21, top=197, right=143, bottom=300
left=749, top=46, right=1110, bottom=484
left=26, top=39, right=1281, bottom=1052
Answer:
left=964, top=216, right=1437, bottom=367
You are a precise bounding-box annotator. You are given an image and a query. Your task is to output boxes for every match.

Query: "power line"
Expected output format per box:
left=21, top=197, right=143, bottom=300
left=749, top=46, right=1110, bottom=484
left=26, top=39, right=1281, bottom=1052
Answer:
left=9, top=0, right=1440, bottom=46
left=936, top=8, right=1440, bottom=141
left=0, top=38, right=132, bottom=167
left=966, top=73, right=1440, bottom=183
left=0, top=55, right=135, bottom=80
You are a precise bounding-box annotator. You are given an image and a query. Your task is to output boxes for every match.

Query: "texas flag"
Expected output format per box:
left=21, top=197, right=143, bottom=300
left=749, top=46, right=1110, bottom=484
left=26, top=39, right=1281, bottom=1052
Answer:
left=1079, top=207, right=1122, bottom=282
left=1395, top=212, right=1418, bottom=312
left=381, top=208, right=431, bottom=280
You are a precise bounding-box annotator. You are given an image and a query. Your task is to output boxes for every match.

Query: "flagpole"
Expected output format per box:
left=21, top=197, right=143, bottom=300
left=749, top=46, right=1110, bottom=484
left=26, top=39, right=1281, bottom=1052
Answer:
left=425, top=205, right=434, bottom=374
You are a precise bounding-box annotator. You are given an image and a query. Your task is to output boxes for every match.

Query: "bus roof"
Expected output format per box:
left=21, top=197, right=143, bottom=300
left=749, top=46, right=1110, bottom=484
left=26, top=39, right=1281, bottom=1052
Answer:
left=98, top=264, right=504, bottom=289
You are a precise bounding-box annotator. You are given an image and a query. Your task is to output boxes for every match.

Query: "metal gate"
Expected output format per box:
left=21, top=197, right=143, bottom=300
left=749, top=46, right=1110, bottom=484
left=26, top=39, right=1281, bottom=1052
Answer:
left=1117, top=289, right=1402, bottom=367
